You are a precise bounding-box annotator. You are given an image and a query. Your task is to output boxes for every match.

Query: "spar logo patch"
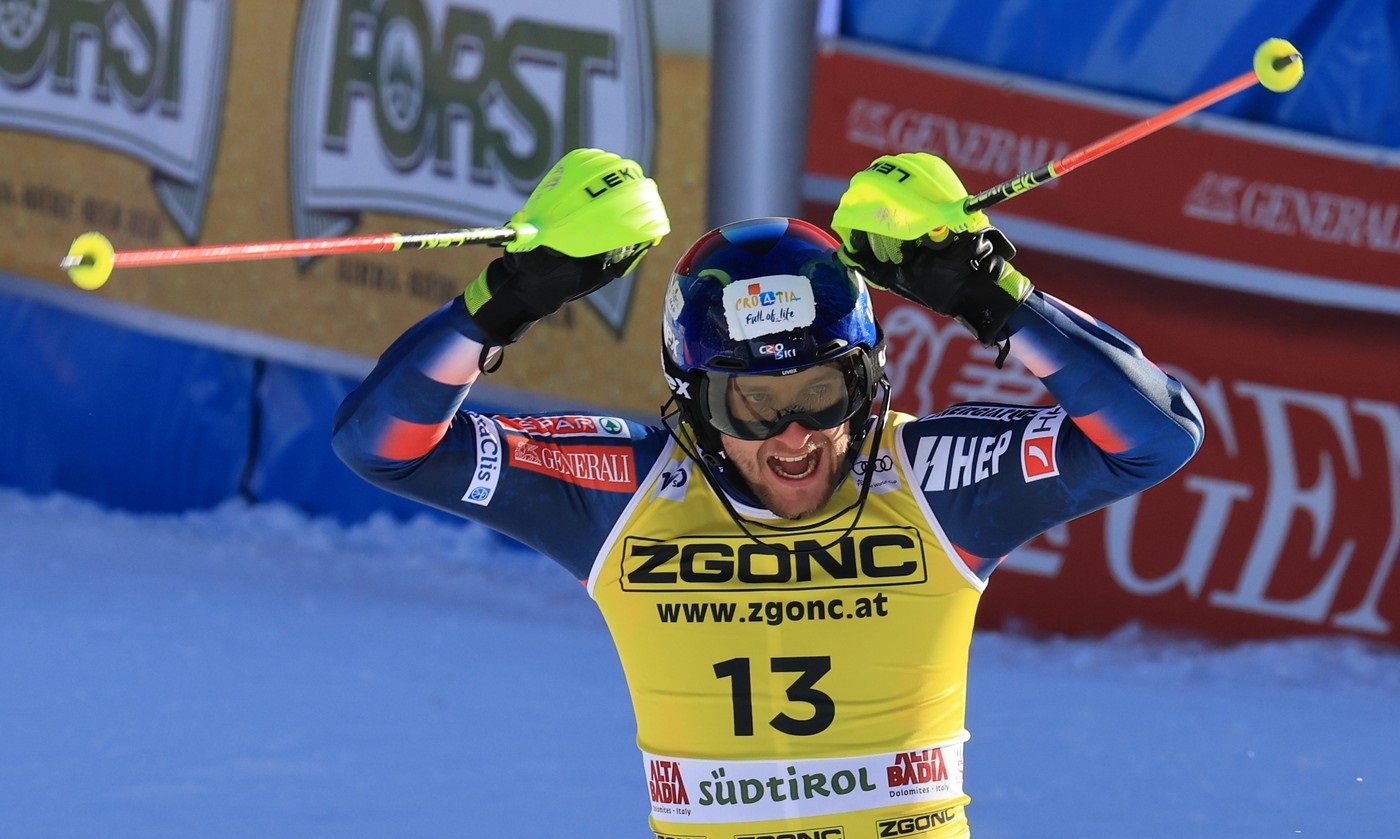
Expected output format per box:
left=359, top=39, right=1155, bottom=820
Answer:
left=508, top=438, right=636, bottom=492
left=497, top=415, right=630, bottom=438
left=1021, top=406, right=1066, bottom=482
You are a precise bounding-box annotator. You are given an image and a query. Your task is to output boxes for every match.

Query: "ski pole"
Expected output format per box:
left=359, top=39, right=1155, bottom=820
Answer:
left=963, top=38, right=1303, bottom=213
left=61, top=224, right=531, bottom=291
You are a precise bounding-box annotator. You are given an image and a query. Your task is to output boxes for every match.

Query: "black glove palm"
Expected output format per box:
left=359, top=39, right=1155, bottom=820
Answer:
left=464, top=243, right=646, bottom=346
left=461, top=147, right=668, bottom=350
left=843, top=226, right=1032, bottom=347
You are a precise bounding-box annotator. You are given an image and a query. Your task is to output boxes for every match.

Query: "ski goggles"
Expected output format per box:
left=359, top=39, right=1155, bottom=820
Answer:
left=700, top=352, right=874, bottom=441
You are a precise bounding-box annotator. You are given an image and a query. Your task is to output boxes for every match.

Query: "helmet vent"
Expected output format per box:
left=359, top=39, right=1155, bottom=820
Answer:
left=709, top=356, right=748, bottom=371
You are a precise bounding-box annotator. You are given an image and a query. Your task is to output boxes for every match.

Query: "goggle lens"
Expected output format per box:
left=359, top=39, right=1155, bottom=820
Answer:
left=703, top=356, right=868, bottom=441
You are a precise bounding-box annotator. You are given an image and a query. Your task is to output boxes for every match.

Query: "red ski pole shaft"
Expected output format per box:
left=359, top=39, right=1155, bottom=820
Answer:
left=61, top=225, right=529, bottom=291
left=963, top=47, right=1301, bottom=214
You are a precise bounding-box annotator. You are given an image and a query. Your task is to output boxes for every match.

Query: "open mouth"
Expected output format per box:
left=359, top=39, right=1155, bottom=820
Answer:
left=767, top=449, right=821, bottom=481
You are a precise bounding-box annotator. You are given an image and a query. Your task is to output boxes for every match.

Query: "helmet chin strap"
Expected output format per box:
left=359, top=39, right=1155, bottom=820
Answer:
left=659, top=379, right=891, bottom=551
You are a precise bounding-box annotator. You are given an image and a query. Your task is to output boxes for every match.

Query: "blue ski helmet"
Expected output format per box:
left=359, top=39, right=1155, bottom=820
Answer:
left=662, top=218, right=886, bottom=462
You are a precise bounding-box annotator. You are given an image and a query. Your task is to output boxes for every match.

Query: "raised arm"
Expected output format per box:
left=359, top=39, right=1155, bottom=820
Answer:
left=833, top=152, right=1203, bottom=561
left=332, top=148, right=671, bottom=569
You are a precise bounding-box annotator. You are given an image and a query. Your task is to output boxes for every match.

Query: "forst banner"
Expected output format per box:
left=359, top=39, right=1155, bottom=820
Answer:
left=803, top=44, right=1400, bottom=647
left=0, top=0, right=688, bottom=412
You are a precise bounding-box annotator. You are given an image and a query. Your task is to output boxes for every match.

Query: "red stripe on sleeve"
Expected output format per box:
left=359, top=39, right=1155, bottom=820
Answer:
left=1071, top=410, right=1131, bottom=454
left=953, top=543, right=1004, bottom=579
left=375, top=418, right=450, bottom=460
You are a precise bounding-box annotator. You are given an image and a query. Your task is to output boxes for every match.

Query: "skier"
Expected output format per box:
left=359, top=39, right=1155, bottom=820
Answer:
left=333, top=147, right=1204, bottom=838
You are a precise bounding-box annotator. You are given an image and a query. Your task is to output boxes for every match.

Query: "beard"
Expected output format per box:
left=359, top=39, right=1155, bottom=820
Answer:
left=726, top=431, right=853, bottom=521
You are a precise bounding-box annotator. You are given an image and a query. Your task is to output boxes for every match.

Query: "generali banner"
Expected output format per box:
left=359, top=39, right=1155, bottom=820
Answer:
left=806, top=42, right=1400, bottom=316
left=804, top=42, right=1399, bottom=646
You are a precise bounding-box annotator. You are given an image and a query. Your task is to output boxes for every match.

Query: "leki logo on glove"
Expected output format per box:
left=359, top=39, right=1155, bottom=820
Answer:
left=866, top=159, right=913, bottom=181
left=722, top=275, right=817, bottom=341
left=584, top=166, right=644, bottom=198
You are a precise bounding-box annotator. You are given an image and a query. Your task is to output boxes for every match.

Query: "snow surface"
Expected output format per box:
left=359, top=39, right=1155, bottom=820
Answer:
left=2, top=487, right=1397, bottom=838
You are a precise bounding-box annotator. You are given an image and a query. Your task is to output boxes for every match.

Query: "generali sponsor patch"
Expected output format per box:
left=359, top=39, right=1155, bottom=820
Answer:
left=508, top=437, right=637, bottom=492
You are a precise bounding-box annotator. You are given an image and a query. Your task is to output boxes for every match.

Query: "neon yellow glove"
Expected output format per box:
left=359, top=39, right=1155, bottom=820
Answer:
left=831, top=153, right=1032, bottom=350
left=831, top=152, right=988, bottom=251
left=505, top=147, right=670, bottom=264
left=465, top=148, right=670, bottom=346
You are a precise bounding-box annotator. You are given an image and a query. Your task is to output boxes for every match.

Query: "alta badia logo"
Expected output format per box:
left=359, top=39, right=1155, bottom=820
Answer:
left=290, top=0, right=657, bottom=333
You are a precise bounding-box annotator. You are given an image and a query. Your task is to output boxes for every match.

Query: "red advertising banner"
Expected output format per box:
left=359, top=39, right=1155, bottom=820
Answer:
left=804, top=43, right=1400, bottom=646
left=806, top=43, right=1400, bottom=315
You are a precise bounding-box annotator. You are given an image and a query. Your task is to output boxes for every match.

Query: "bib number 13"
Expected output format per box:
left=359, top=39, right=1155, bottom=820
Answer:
left=713, top=656, right=834, bottom=736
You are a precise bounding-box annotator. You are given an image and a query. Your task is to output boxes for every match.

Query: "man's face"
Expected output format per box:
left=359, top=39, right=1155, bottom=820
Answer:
left=715, top=364, right=855, bottom=520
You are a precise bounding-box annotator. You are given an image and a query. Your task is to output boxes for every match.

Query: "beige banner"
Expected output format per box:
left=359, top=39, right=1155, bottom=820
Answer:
left=0, top=5, right=708, bottom=417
